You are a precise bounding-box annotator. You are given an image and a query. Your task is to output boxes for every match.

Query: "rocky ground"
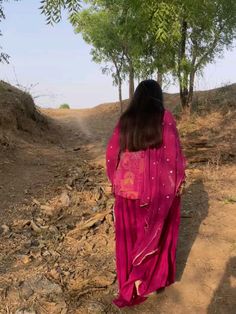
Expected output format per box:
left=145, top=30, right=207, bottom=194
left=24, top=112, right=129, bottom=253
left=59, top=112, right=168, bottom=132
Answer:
left=0, top=83, right=236, bottom=313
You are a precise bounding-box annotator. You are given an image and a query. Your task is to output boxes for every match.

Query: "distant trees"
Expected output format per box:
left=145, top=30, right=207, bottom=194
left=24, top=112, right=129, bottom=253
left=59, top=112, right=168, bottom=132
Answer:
left=59, top=103, right=70, bottom=109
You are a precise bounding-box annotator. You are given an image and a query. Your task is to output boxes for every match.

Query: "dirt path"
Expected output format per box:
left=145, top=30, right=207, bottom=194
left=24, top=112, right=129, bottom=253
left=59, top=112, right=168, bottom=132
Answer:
left=0, top=107, right=235, bottom=314
left=45, top=109, right=236, bottom=313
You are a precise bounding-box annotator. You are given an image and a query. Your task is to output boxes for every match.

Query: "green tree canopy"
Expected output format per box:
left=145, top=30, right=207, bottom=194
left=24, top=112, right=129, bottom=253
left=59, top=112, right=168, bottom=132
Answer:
left=59, top=103, right=70, bottom=109
left=40, top=0, right=81, bottom=24
left=146, top=0, right=236, bottom=110
left=41, top=0, right=236, bottom=112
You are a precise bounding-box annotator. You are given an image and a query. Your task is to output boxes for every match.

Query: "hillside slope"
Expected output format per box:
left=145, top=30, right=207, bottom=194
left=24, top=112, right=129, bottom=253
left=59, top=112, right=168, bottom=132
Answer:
left=0, top=81, right=48, bottom=147
left=93, top=83, right=236, bottom=114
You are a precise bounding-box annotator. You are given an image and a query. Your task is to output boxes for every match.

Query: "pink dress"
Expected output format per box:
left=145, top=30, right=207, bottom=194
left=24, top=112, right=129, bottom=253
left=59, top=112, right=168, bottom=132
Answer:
left=106, top=109, right=186, bottom=307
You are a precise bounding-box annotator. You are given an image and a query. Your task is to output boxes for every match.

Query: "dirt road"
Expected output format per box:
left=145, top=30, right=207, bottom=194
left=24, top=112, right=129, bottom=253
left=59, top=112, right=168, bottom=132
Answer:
left=0, top=107, right=235, bottom=313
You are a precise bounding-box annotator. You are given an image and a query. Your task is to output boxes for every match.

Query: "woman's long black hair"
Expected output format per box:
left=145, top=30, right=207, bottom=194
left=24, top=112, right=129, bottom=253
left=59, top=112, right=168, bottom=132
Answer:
left=119, top=79, right=165, bottom=151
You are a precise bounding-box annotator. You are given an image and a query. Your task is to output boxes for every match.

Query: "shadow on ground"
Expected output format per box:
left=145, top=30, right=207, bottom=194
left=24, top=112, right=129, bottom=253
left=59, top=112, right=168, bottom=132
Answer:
left=207, top=256, right=236, bottom=314
left=176, top=178, right=209, bottom=281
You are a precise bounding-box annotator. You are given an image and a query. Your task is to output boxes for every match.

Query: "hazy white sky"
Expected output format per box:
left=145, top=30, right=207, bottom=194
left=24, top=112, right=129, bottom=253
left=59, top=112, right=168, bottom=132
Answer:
left=0, top=0, right=236, bottom=108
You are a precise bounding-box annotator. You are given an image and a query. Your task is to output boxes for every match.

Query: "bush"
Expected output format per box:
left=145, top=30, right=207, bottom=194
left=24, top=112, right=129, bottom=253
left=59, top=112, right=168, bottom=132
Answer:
left=59, top=103, right=70, bottom=109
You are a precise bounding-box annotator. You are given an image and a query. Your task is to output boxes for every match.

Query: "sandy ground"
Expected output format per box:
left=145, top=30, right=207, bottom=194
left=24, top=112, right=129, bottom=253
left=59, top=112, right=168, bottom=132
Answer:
left=0, top=106, right=235, bottom=314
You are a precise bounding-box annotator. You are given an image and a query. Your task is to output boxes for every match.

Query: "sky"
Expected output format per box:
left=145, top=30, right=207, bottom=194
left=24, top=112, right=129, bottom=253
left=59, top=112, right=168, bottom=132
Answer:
left=0, top=0, right=236, bottom=109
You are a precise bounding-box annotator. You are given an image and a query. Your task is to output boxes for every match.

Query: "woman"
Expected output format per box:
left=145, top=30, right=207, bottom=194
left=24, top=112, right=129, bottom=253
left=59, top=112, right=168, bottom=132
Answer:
left=106, top=80, right=186, bottom=308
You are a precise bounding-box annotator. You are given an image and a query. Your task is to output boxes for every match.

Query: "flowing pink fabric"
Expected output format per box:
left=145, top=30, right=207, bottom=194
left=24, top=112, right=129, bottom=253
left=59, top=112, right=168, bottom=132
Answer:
left=106, top=109, right=186, bottom=307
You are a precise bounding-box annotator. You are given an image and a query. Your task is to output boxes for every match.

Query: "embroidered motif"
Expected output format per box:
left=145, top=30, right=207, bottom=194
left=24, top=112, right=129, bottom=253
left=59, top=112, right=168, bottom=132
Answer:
left=113, top=151, right=145, bottom=200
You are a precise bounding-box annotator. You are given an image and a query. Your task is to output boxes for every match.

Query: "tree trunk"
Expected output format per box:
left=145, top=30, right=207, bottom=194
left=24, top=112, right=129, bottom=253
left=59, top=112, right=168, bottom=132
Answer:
left=180, top=87, right=189, bottom=112
left=129, top=61, right=135, bottom=98
left=118, top=78, right=123, bottom=114
left=187, top=69, right=196, bottom=109
left=186, top=50, right=197, bottom=109
left=178, top=19, right=190, bottom=113
left=157, top=71, right=163, bottom=88
left=112, top=56, right=123, bottom=114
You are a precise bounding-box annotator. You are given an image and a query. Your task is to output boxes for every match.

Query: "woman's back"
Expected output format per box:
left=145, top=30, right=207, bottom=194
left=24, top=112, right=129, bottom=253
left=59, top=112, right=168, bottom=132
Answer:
left=105, top=80, right=186, bottom=308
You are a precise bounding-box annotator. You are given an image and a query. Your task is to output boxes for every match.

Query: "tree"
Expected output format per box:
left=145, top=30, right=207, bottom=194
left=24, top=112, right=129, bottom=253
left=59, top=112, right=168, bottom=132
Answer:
left=0, top=0, right=11, bottom=63
left=101, top=0, right=236, bottom=111
left=40, top=0, right=81, bottom=24
left=101, top=0, right=158, bottom=97
left=59, top=103, right=70, bottom=109
left=147, top=0, right=236, bottom=111
left=176, top=0, right=236, bottom=112
left=41, top=0, right=236, bottom=113
left=74, top=0, right=161, bottom=99
left=72, top=8, right=126, bottom=111
left=93, top=49, right=125, bottom=113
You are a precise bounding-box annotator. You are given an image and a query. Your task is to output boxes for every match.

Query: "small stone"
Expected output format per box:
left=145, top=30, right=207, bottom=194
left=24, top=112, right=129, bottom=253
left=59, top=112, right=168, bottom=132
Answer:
left=92, top=206, right=99, bottom=212
left=31, top=239, right=40, bottom=247
left=65, top=184, right=73, bottom=190
left=59, top=191, right=70, bottom=207
left=24, top=241, right=32, bottom=249
left=32, top=199, right=41, bottom=206
left=42, top=250, right=50, bottom=257
left=24, top=275, right=62, bottom=296
left=20, top=283, right=34, bottom=300
left=30, top=248, right=42, bottom=259
left=40, top=205, right=54, bottom=216
left=49, top=268, right=60, bottom=280
left=30, top=220, right=42, bottom=233
left=20, top=255, right=31, bottom=264
left=0, top=224, right=10, bottom=235
left=35, top=218, right=45, bottom=225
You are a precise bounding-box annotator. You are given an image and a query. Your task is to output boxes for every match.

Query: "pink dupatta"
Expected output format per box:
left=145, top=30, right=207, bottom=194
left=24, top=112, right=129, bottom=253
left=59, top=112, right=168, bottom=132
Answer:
left=106, top=109, right=186, bottom=297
